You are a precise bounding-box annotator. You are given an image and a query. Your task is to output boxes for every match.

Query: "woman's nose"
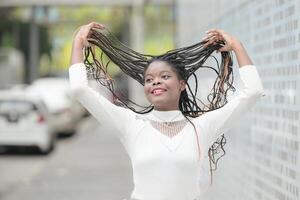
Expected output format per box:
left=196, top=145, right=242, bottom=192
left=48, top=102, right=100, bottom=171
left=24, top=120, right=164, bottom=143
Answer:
left=152, top=78, right=161, bottom=85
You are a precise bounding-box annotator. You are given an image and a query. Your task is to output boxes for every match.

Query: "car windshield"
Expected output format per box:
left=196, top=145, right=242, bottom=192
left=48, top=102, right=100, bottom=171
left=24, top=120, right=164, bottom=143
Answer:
left=0, top=100, right=37, bottom=115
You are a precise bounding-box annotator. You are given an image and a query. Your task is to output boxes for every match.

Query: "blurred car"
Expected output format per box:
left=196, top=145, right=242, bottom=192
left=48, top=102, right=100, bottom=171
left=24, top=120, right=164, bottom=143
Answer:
left=26, top=77, right=86, bottom=136
left=0, top=90, right=56, bottom=154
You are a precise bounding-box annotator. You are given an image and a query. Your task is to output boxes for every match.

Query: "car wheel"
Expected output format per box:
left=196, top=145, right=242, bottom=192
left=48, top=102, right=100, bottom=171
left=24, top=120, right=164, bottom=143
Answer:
left=58, top=129, right=76, bottom=138
left=38, top=136, right=56, bottom=155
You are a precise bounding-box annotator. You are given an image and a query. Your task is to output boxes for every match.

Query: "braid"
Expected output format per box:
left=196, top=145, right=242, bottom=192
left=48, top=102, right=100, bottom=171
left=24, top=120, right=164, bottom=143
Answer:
left=84, top=27, right=235, bottom=184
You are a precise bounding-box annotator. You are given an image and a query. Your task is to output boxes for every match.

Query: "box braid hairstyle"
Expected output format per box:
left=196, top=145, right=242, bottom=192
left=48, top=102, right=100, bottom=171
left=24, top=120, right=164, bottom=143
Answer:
left=83, top=27, right=235, bottom=184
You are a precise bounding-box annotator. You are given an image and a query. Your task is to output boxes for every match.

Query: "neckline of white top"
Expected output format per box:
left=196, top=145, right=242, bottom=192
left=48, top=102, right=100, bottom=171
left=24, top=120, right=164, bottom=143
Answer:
left=148, top=109, right=186, bottom=122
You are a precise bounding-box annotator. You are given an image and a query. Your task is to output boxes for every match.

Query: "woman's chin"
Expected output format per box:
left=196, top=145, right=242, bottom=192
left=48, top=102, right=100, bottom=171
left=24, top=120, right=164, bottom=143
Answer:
left=151, top=101, right=173, bottom=110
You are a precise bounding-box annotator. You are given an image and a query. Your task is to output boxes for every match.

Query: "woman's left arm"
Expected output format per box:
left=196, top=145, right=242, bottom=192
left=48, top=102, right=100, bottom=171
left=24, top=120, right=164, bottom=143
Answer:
left=199, top=29, right=266, bottom=147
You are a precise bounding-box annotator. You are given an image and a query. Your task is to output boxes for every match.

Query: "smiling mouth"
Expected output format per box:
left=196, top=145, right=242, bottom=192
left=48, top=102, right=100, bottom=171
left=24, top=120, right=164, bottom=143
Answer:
left=152, top=89, right=167, bottom=96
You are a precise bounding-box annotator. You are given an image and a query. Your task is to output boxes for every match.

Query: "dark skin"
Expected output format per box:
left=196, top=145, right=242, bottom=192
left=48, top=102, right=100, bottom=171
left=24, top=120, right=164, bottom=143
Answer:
left=143, top=61, right=186, bottom=111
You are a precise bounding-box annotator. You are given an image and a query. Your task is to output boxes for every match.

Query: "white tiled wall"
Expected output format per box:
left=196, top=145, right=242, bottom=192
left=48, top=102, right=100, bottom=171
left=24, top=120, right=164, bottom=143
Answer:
left=177, top=0, right=300, bottom=199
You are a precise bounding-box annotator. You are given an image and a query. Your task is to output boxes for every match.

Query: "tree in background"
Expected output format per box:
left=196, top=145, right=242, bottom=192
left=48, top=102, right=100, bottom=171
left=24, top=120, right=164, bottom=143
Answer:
left=0, top=5, right=175, bottom=80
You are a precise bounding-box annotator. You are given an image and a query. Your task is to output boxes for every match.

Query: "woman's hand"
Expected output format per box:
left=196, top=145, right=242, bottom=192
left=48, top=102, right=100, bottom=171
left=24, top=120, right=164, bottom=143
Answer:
left=201, top=28, right=253, bottom=67
left=71, top=22, right=105, bottom=65
left=73, top=22, right=105, bottom=48
left=201, top=29, right=242, bottom=53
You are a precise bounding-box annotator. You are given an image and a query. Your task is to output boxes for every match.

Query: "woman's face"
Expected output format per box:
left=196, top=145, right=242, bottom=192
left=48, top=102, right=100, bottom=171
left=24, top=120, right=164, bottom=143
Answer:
left=143, top=61, right=186, bottom=111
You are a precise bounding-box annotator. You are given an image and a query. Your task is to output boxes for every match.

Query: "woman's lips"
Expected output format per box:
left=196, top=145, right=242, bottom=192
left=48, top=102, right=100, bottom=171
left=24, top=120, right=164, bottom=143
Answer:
left=152, top=88, right=166, bottom=96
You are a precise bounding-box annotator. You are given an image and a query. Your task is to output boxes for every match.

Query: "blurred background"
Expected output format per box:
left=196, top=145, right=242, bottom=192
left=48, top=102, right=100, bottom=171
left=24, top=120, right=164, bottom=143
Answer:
left=0, top=0, right=299, bottom=200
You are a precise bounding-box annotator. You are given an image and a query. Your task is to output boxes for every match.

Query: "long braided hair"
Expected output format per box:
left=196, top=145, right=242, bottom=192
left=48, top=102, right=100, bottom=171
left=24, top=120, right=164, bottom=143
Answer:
left=83, top=27, right=235, bottom=184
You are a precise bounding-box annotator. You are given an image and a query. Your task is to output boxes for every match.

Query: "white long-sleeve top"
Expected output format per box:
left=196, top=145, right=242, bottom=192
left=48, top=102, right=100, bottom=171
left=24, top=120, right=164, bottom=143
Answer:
left=69, top=63, right=265, bottom=200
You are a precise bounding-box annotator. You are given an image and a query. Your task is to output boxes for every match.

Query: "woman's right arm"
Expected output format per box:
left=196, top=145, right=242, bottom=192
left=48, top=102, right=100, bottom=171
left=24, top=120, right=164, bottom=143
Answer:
left=69, top=22, right=134, bottom=143
left=71, top=22, right=104, bottom=65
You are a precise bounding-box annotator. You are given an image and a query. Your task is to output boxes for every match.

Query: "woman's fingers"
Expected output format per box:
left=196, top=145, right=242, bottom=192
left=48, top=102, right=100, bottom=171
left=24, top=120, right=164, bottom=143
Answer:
left=82, top=22, right=105, bottom=35
left=73, top=22, right=105, bottom=47
left=202, top=36, right=218, bottom=48
left=202, top=29, right=224, bottom=43
left=87, top=22, right=105, bottom=37
left=203, top=28, right=237, bottom=52
left=205, top=29, right=227, bottom=42
left=206, top=28, right=226, bottom=36
left=202, top=32, right=224, bottom=48
left=88, top=22, right=105, bottom=29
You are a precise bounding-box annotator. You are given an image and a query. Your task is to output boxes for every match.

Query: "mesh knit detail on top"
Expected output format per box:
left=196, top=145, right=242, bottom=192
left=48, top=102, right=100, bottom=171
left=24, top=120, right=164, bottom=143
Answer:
left=148, top=119, right=188, bottom=138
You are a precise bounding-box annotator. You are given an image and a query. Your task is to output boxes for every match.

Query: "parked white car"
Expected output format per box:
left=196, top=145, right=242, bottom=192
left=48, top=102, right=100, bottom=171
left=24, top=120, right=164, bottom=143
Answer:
left=0, top=90, right=56, bottom=154
left=26, top=77, right=85, bottom=136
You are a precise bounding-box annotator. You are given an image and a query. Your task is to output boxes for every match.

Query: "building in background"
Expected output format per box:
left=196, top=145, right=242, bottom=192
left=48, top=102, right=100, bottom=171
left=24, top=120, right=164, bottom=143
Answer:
left=177, top=0, right=299, bottom=200
left=0, top=48, right=24, bottom=88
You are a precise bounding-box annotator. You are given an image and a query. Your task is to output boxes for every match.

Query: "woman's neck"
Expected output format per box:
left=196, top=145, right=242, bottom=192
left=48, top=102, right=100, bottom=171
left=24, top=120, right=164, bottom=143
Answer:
left=153, top=105, right=180, bottom=111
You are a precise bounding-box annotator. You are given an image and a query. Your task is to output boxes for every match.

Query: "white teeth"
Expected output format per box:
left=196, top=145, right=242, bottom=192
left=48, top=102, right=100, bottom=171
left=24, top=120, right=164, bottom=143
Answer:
left=153, top=89, right=165, bottom=95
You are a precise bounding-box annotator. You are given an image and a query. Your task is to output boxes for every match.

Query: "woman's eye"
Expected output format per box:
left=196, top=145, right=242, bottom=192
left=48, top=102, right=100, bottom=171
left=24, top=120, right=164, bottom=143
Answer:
left=162, top=75, right=170, bottom=79
left=145, top=78, right=152, bottom=83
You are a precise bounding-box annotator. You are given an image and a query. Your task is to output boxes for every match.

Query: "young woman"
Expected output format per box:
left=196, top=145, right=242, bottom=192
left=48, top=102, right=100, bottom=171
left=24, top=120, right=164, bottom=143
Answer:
left=69, top=22, right=265, bottom=200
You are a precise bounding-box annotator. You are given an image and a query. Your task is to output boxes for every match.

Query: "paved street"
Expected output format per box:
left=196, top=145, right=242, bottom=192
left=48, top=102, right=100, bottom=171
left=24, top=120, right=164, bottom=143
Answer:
left=0, top=117, right=133, bottom=200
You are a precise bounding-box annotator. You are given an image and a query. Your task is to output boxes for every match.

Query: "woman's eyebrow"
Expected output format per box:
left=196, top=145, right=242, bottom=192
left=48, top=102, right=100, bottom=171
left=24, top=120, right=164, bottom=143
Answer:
left=145, top=70, right=172, bottom=77
left=160, top=70, right=172, bottom=74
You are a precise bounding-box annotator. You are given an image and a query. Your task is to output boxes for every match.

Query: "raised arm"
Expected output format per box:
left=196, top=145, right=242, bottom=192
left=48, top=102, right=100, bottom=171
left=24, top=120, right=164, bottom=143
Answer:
left=69, top=22, right=134, bottom=144
left=199, top=29, right=265, bottom=147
